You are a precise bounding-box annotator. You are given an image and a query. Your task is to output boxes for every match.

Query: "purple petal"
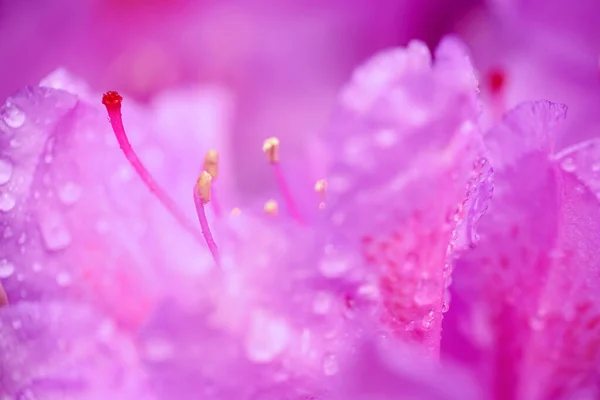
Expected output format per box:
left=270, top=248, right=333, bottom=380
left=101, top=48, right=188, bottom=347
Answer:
left=0, top=77, right=218, bottom=330
left=449, top=100, right=600, bottom=398
left=331, top=334, right=482, bottom=400
left=321, top=37, right=491, bottom=353
left=0, top=302, right=148, bottom=398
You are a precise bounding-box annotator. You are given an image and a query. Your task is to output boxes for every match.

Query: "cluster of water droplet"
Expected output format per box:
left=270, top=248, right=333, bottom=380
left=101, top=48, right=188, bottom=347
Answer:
left=443, top=157, right=494, bottom=313
left=0, top=100, right=86, bottom=293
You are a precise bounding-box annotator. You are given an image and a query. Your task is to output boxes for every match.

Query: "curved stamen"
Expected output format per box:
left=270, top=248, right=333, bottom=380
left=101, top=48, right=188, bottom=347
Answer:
left=194, top=171, right=220, bottom=265
left=102, top=91, right=205, bottom=244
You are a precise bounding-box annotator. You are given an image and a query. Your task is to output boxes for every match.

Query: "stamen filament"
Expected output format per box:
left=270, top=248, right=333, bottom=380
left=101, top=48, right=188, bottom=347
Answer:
left=101, top=92, right=211, bottom=253
left=263, top=137, right=303, bottom=223
left=203, top=149, right=221, bottom=217
left=194, top=171, right=220, bottom=265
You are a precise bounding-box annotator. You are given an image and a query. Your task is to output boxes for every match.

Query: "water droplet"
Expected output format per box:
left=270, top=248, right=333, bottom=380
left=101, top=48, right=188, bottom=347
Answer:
left=96, top=219, right=110, bottom=234
left=143, top=338, right=174, bottom=361
left=12, top=319, right=22, bottom=330
left=422, top=310, right=435, bottom=329
left=32, top=263, right=42, bottom=273
left=58, top=182, right=82, bottom=205
left=0, top=193, right=16, bottom=212
left=97, top=319, right=116, bottom=342
left=3, top=104, right=25, bottom=128
left=38, top=211, right=72, bottom=250
left=374, top=129, right=398, bottom=148
left=313, top=291, right=333, bottom=315
left=529, top=316, right=544, bottom=331
left=0, top=259, right=15, bottom=278
left=319, top=246, right=351, bottom=278
left=561, top=157, right=576, bottom=172
left=245, top=310, right=290, bottom=363
left=414, top=280, right=438, bottom=305
left=442, top=289, right=451, bottom=313
left=0, top=158, right=13, bottom=185
left=17, top=232, right=26, bottom=245
left=322, top=353, right=339, bottom=376
left=56, top=271, right=72, bottom=286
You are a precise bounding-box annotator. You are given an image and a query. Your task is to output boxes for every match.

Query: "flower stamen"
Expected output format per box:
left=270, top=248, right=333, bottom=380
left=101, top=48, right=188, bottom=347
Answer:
left=194, top=171, right=220, bottom=265
left=203, top=149, right=222, bottom=217
left=262, top=137, right=303, bottom=223
left=102, top=91, right=205, bottom=244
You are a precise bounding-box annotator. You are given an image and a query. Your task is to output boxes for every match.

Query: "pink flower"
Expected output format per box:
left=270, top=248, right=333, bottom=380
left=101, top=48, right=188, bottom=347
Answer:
left=0, top=36, right=490, bottom=398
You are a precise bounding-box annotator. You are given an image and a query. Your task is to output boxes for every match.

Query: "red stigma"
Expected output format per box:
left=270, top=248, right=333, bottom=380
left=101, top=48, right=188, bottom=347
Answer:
left=102, top=91, right=123, bottom=109
left=486, top=69, right=506, bottom=94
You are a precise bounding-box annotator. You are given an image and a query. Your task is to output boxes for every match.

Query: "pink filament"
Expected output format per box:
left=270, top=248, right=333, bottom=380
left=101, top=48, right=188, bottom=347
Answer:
left=104, top=105, right=200, bottom=239
left=271, top=163, right=303, bottom=224
left=193, top=187, right=220, bottom=265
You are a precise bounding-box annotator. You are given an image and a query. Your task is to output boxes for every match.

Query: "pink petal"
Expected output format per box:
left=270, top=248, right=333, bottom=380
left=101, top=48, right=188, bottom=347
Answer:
left=321, top=37, right=492, bottom=354
left=448, top=100, right=600, bottom=398
left=0, top=302, right=147, bottom=398
left=0, top=76, right=221, bottom=330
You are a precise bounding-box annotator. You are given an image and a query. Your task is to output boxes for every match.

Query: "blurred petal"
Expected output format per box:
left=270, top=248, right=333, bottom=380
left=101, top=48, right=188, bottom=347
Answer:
left=0, top=302, right=147, bottom=399
left=321, top=37, right=492, bottom=353
left=332, top=335, right=482, bottom=400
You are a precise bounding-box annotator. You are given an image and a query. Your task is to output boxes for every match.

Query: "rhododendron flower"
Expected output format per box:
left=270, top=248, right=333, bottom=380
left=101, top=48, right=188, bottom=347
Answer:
left=0, top=37, right=492, bottom=399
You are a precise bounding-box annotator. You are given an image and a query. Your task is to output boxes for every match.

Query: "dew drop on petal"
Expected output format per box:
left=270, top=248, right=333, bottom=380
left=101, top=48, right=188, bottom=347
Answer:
left=143, top=338, right=175, bottom=361
left=56, top=271, right=72, bottom=286
left=442, top=289, right=451, bottom=313
left=58, top=182, right=82, bottom=205
left=3, top=104, right=25, bottom=128
left=32, top=263, right=42, bottom=273
left=245, top=310, right=290, bottom=363
left=422, top=310, right=435, bottom=330
left=313, top=291, right=333, bottom=315
left=319, top=246, right=351, bottom=278
left=0, top=159, right=13, bottom=185
left=0, top=193, right=16, bottom=212
left=11, top=319, right=22, bottom=330
left=561, top=157, right=576, bottom=172
left=0, top=259, right=15, bottom=278
left=414, top=280, right=438, bottom=305
left=38, top=211, right=72, bottom=251
left=322, top=353, right=339, bottom=376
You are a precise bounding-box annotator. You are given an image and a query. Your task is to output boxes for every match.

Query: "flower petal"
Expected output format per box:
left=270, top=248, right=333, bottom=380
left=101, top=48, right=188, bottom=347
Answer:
left=448, top=100, right=600, bottom=398
left=321, top=37, right=490, bottom=353
left=0, top=301, right=147, bottom=399
left=0, top=77, right=215, bottom=330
